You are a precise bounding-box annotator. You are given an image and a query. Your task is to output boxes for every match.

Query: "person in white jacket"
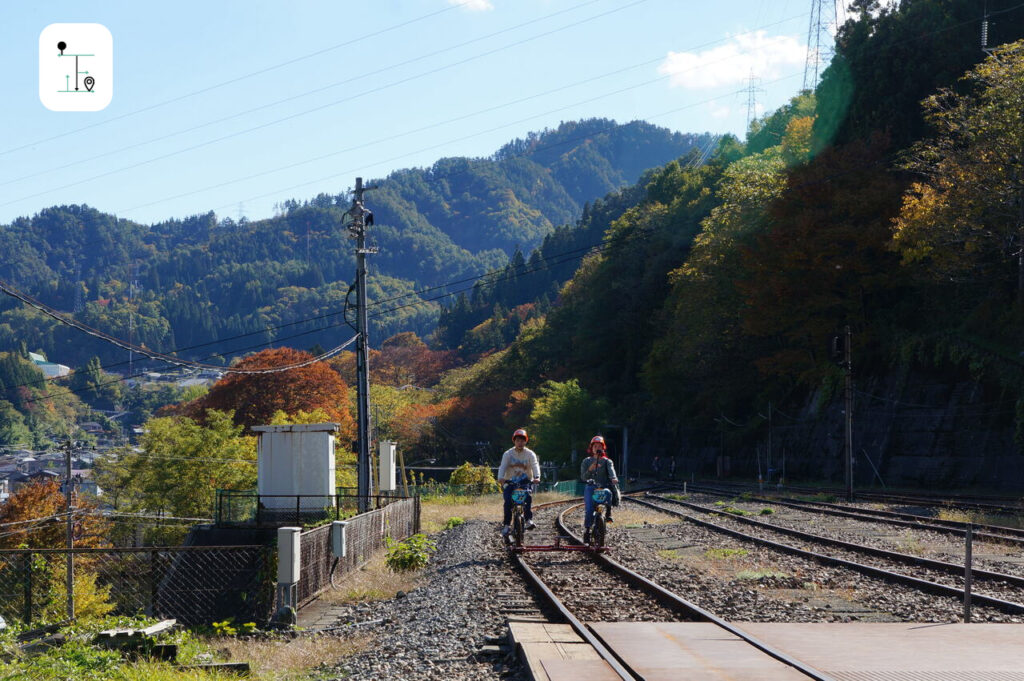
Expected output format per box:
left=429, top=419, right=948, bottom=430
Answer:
left=497, top=428, right=541, bottom=535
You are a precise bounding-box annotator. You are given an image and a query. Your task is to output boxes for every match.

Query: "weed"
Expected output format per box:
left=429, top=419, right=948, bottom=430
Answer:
left=443, top=517, right=465, bottom=530
left=793, top=493, right=838, bottom=503
left=385, top=534, right=436, bottom=572
left=210, top=618, right=257, bottom=637
left=759, top=507, right=774, bottom=515
left=736, top=569, right=788, bottom=580
left=719, top=505, right=752, bottom=517
left=705, top=547, right=748, bottom=560
left=896, top=530, right=925, bottom=556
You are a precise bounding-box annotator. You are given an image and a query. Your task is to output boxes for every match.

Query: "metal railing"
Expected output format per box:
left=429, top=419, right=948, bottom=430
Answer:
left=297, top=496, right=420, bottom=607
left=216, top=491, right=406, bottom=527
left=0, top=545, right=275, bottom=627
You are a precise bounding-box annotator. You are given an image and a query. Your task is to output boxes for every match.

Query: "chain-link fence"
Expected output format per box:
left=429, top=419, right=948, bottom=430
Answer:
left=297, top=496, right=419, bottom=607
left=0, top=545, right=275, bottom=627
left=216, top=491, right=410, bottom=527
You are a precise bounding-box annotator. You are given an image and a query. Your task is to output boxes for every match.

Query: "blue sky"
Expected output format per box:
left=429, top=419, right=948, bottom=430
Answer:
left=0, top=0, right=850, bottom=227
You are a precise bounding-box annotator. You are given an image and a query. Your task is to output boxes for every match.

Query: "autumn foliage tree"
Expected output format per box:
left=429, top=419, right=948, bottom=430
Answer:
left=893, top=41, right=1024, bottom=300
left=0, top=479, right=110, bottom=550
left=186, top=347, right=355, bottom=439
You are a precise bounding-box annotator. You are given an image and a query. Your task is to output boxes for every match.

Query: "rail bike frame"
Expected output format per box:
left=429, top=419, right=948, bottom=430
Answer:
left=506, top=534, right=609, bottom=553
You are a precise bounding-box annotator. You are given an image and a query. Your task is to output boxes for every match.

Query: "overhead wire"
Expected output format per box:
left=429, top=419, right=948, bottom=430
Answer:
left=0, top=0, right=651, bottom=211
left=8, top=5, right=1015, bottom=403
left=17, top=10, right=808, bottom=212
left=0, top=278, right=358, bottom=374
left=0, top=0, right=614, bottom=190
left=2, top=197, right=662, bottom=409
left=0, top=0, right=485, bottom=159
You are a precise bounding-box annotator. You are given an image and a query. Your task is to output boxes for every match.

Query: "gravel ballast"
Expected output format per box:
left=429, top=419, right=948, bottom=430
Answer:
left=323, top=519, right=540, bottom=680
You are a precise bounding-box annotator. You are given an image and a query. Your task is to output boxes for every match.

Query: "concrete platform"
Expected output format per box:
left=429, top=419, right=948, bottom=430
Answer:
left=739, top=622, right=1024, bottom=680
left=590, top=622, right=813, bottom=680
left=588, top=621, right=1024, bottom=681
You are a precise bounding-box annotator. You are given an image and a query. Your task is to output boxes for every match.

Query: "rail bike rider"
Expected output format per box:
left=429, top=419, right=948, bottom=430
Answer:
left=497, top=428, right=541, bottom=537
left=580, top=435, right=619, bottom=543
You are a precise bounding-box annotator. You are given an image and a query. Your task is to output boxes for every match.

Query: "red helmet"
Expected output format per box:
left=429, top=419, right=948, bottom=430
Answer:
left=512, top=428, right=528, bottom=443
left=589, top=435, right=606, bottom=453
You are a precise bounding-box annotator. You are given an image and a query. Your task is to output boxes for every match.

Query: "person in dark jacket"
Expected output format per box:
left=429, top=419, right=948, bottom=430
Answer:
left=579, top=435, right=618, bottom=543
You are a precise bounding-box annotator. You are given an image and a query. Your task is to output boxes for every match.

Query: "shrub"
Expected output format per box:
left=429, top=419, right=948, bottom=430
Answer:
left=449, top=462, right=498, bottom=493
left=385, top=534, right=437, bottom=572
left=444, top=517, right=465, bottom=530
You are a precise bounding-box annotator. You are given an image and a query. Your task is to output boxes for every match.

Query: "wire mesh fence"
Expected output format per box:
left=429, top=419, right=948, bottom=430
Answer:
left=297, top=496, right=419, bottom=607
left=216, top=491, right=410, bottom=527
left=0, top=545, right=275, bottom=627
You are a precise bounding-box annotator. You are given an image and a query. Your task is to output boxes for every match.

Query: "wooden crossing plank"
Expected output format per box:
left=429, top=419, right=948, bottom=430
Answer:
left=508, top=620, right=616, bottom=681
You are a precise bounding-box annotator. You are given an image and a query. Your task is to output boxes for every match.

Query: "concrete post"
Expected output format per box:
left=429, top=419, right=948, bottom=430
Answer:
left=276, top=527, right=301, bottom=624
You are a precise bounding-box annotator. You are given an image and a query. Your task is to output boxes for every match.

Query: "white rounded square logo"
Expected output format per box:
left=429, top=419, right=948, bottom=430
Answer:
left=39, top=23, right=113, bottom=112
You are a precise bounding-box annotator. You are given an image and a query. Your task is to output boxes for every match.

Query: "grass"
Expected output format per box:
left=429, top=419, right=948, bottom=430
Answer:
left=213, top=634, right=371, bottom=680
left=317, top=552, right=422, bottom=605
left=417, top=490, right=574, bottom=532
left=791, top=493, right=839, bottom=503
left=610, top=505, right=677, bottom=526
left=936, top=508, right=1024, bottom=530
left=735, top=569, right=788, bottom=580
left=895, top=530, right=926, bottom=556
left=0, top=616, right=368, bottom=681
left=705, top=547, right=748, bottom=560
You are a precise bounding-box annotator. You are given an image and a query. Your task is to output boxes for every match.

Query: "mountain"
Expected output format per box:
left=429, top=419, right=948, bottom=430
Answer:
left=0, top=118, right=710, bottom=370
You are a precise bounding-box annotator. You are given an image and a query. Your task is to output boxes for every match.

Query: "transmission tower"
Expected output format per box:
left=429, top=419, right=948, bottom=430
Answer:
left=744, top=71, right=766, bottom=135
left=803, top=0, right=838, bottom=91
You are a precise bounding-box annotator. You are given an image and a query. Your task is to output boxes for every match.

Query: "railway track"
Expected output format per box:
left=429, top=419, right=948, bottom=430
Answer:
left=634, top=493, right=1024, bottom=616
left=672, top=484, right=1024, bottom=576
left=507, top=499, right=836, bottom=680
left=686, top=480, right=1024, bottom=516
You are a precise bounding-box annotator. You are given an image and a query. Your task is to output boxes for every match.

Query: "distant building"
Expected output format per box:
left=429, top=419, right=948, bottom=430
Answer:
left=27, top=351, right=71, bottom=379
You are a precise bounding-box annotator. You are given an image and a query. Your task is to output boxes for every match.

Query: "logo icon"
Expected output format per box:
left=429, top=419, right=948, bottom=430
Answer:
left=39, top=23, right=113, bottom=111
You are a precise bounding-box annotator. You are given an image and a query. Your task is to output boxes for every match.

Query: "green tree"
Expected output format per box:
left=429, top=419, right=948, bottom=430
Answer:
left=0, top=400, right=32, bottom=446
left=115, top=410, right=256, bottom=519
left=528, top=379, right=608, bottom=465
left=893, top=41, right=1024, bottom=300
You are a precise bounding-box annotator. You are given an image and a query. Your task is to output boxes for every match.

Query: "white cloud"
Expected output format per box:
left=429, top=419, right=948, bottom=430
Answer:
left=709, top=104, right=732, bottom=119
left=449, top=0, right=494, bottom=10
left=658, top=31, right=805, bottom=89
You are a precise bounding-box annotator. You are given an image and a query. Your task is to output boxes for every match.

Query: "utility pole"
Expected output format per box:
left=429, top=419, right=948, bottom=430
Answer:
left=843, top=325, right=854, bottom=502
left=64, top=438, right=75, bottom=620
left=349, top=178, right=377, bottom=513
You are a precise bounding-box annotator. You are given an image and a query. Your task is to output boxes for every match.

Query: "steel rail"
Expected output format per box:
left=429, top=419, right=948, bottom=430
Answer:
left=510, top=501, right=636, bottom=681
left=645, top=493, right=1024, bottom=588
left=790, top=498, right=1024, bottom=541
left=681, top=481, right=1024, bottom=515
left=551, top=506, right=839, bottom=681
left=680, top=483, right=1024, bottom=545
left=631, top=495, right=1024, bottom=615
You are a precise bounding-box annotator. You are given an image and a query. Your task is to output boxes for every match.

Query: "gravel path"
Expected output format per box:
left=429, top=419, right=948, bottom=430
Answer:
left=323, top=519, right=544, bottom=681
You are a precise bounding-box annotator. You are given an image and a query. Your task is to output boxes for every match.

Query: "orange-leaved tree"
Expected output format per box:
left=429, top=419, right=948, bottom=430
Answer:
left=0, top=479, right=110, bottom=550
left=186, top=347, right=355, bottom=439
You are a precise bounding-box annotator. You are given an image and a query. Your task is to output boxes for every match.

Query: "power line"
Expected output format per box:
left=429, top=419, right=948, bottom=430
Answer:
left=16, top=11, right=808, bottom=210
left=2, top=199, right=663, bottom=412
left=0, top=0, right=614, bottom=191
left=0, top=0, right=483, bottom=159
left=0, top=278, right=358, bottom=374
left=0, top=0, right=649, bottom=211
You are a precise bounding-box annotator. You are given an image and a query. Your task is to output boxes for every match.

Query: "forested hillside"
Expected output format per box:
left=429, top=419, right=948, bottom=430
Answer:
left=422, top=0, right=1024, bottom=488
left=0, top=119, right=705, bottom=371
